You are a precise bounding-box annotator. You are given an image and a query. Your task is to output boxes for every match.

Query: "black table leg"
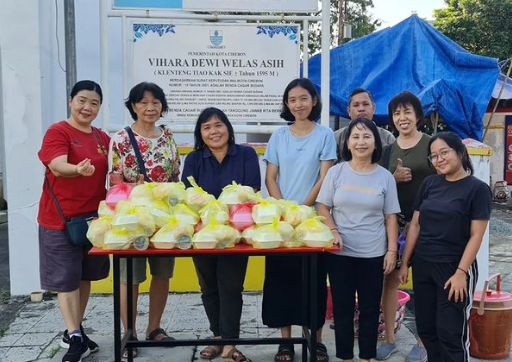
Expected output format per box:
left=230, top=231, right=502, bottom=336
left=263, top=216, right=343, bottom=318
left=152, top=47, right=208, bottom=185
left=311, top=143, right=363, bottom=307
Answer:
left=113, top=256, right=121, bottom=362
left=126, top=257, right=134, bottom=362
left=309, top=253, right=318, bottom=362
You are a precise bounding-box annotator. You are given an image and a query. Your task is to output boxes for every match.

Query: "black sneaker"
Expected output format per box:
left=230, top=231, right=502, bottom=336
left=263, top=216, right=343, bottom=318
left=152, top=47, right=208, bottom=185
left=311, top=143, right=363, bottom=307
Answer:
left=62, top=335, right=90, bottom=362
left=61, top=326, right=99, bottom=353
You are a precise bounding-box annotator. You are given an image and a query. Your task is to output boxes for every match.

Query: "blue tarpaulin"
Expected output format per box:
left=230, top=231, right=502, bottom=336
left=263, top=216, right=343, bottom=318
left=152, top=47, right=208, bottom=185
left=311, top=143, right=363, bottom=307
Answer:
left=307, top=15, right=499, bottom=141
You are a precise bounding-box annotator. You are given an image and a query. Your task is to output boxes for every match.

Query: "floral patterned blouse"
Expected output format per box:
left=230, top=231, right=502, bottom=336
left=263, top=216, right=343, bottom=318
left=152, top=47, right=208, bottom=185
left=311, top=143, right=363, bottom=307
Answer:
left=109, top=125, right=180, bottom=183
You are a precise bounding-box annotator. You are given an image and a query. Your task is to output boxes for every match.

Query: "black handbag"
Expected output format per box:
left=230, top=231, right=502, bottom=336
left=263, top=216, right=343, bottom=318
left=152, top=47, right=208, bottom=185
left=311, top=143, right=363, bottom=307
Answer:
left=45, top=176, right=97, bottom=246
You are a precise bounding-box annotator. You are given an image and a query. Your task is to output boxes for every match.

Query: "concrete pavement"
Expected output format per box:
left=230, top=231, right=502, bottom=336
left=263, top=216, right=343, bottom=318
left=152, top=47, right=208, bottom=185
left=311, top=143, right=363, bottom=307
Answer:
left=0, top=207, right=512, bottom=362
left=0, top=292, right=423, bottom=362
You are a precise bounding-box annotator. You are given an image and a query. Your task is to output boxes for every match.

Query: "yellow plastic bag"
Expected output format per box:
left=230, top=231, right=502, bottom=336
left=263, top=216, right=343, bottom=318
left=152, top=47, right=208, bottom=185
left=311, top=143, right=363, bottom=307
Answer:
left=252, top=199, right=281, bottom=225
left=150, top=182, right=186, bottom=206
left=114, top=200, right=134, bottom=214
left=241, top=225, right=256, bottom=245
left=148, top=200, right=172, bottom=229
left=276, top=199, right=298, bottom=213
left=102, top=227, right=145, bottom=250
left=171, top=203, right=200, bottom=225
left=150, top=217, right=194, bottom=249
left=218, top=181, right=256, bottom=205
left=252, top=219, right=283, bottom=249
left=86, top=216, right=112, bottom=247
left=294, top=217, right=334, bottom=248
left=277, top=221, right=300, bottom=248
left=199, top=200, right=229, bottom=225
left=283, top=204, right=315, bottom=227
left=129, top=183, right=154, bottom=207
left=98, top=201, right=115, bottom=218
left=112, top=205, right=156, bottom=236
left=192, top=221, right=240, bottom=249
left=185, top=176, right=216, bottom=212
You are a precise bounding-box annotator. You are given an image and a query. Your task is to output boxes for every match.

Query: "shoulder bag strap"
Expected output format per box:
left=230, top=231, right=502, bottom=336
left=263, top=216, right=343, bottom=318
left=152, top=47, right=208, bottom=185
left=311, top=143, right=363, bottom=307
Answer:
left=92, top=128, right=108, bottom=160
left=124, top=126, right=149, bottom=182
left=44, top=174, right=68, bottom=223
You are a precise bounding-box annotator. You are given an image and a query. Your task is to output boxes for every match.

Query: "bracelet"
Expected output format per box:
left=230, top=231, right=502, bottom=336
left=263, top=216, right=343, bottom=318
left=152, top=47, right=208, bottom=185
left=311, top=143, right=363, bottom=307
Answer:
left=457, top=267, right=468, bottom=275
left=330, top=227, right=338, bottom=231
left=387, top=250, right=397, bottom=254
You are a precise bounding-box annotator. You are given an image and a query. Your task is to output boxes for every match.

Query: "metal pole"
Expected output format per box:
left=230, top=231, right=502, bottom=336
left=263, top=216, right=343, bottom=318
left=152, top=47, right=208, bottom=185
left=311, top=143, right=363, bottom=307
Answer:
left=337, top=0, right=344, bottom=46
left=320, top=0, right=331, bottom=128
left=100, top=0, right=110, bottom=131
left=303, top=19, right=309, bottom=77
left=483, top=59, right=512, bottom=142
left=64, top=0, right=77, bottom=117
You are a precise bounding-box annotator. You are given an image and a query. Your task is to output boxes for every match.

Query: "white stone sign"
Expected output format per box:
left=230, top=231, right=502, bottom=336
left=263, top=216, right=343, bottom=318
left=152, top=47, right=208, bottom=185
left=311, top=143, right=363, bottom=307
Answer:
left=132, top=23, right=300, bottom=122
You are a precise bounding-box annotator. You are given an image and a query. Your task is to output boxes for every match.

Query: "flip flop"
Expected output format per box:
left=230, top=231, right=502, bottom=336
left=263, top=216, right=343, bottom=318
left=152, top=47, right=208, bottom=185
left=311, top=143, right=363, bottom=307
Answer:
left=275, top=344, right=295, bottom=362
left=316, top=342, right=329, bottom=362
left=146, top=328, right=175, bottom=342
left=200, top=345, right=222, bottom=360
left=122, top=335, right=138, bottom=359
left=222, top=348, right=252, bottom=362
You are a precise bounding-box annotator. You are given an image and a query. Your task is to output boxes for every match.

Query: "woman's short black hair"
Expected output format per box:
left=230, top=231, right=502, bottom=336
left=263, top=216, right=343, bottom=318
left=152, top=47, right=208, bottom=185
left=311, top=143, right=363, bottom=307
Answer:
left=428, top=131, right=473, bottom=174
left=194, top=107, right=236, bottom=150
left=70, top=80, right=103, bottom=104
left=280, top=78, right=322, bottom=123
left=124, top=82, right=168, bottom=120
left=387, top=91, right=424, bottom=131
left=341, top=118, right=383, bottom=163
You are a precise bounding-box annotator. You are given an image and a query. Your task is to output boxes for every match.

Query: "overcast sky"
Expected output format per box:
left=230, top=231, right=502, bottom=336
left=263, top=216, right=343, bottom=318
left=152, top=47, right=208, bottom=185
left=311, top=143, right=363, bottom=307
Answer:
left=369, top=0, right=447, bottom=29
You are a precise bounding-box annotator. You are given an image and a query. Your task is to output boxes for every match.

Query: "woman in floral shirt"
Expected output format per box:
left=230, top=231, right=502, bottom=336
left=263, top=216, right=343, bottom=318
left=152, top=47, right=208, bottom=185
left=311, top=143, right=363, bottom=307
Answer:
left=109, top=82, right=180, bottom=358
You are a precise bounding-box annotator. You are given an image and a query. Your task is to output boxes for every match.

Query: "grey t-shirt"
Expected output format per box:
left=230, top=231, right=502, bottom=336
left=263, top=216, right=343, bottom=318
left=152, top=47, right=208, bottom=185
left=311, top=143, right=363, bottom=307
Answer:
left=316, top=162, right=400, bottom=258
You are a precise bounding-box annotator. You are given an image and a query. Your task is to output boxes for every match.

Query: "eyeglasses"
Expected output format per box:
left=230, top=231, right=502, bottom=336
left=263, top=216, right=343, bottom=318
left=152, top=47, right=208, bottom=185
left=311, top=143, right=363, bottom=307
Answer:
left=427, top=149, right=453, bottom=163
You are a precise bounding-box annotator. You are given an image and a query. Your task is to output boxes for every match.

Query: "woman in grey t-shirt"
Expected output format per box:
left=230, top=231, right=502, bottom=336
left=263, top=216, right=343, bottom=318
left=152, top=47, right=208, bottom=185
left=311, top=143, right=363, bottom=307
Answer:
left=317, top=118, right=400, bottom=362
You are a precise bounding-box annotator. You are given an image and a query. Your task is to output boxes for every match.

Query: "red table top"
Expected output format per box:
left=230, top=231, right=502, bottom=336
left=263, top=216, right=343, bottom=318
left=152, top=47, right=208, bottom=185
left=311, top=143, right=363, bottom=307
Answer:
left=89, top=243, right=339, bottom=256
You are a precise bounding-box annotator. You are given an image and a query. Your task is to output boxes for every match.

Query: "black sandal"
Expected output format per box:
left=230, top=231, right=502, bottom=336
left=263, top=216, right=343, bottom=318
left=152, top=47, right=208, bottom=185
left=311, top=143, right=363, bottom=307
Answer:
left=146, top=327, right=175, bottom=342
left=275, top=344, right=295, bottom=362
left=315, top=342, right=329, bottom=362
left=122, top=335, right=138, bottom=359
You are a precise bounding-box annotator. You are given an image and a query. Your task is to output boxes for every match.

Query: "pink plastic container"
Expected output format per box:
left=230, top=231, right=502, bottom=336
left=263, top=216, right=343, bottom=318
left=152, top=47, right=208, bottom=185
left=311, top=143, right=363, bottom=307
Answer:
left=326, top=288, right=411, bottom=338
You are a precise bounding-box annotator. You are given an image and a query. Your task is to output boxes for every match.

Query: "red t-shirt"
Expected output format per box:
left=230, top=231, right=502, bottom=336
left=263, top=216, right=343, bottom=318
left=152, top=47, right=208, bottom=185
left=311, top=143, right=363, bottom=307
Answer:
left=37, top=121, right=110, bottom=230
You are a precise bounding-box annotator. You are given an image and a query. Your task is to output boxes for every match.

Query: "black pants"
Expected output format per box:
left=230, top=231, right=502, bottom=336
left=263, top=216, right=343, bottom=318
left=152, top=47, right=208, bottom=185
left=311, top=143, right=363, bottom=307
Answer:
left=193, top=255, right=249, bottom=339
left=262, top=254, right=327, bottom=329
left=327, top=254, right=384, bottom=360
left=413, top=256, right=477, bottom=362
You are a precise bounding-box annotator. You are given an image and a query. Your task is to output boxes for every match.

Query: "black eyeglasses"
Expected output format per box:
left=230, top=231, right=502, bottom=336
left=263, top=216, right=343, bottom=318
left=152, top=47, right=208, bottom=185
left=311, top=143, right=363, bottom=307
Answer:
left=427, top=149, right=453, bottom=163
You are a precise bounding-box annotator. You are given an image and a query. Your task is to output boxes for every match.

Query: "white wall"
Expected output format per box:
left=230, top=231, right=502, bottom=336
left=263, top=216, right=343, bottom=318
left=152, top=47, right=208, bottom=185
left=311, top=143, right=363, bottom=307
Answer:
left=0, top=1, right=253, bottom=294
left=0, top=0, right=45, bottom=295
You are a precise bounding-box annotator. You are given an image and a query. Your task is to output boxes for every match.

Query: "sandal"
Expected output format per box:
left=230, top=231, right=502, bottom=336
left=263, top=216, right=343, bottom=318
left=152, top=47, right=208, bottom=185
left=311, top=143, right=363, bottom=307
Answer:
left=200, top=345, right=222, bottom=360
left=222, top=348, right=252, bottom=362
left=316, top=342, right=329, bottom=362
left=275, top=344, right=295, bottom=362
left=146, top=327, right=175, bottom=342
left=122, top=335, right=138, bottom=359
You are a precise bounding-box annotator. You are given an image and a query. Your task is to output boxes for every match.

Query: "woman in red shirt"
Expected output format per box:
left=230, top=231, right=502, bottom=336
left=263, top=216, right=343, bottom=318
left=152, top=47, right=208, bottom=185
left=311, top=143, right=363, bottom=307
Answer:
left=37, top=80, right=110, bottom=362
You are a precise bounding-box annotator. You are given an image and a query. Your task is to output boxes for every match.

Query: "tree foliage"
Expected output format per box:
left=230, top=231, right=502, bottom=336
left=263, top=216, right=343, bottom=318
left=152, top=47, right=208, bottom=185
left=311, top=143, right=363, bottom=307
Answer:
left=433, top=0, right=512, bottom=60
left=307, top=0, right=381, bottom=55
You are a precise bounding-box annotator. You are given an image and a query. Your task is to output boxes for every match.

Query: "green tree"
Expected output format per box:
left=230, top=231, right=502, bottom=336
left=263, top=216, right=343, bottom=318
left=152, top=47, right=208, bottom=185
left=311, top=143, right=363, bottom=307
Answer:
left=307, top=0, right=381, bottom=54
left=434, top=0, right=512, bottom=60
